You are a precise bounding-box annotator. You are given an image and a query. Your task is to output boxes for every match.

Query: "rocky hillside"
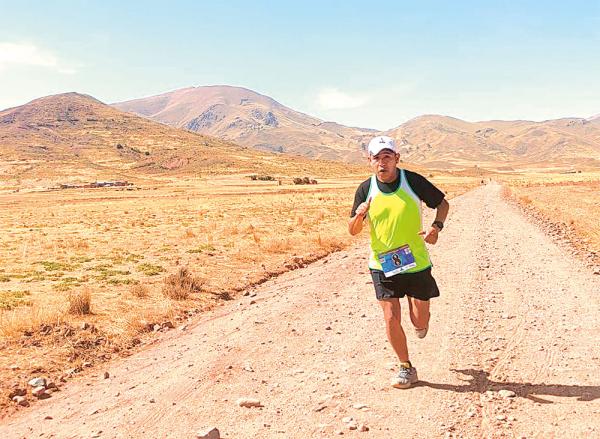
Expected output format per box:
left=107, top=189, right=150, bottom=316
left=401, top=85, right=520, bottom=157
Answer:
left=112, top=86, right=376, bottom=162
left=384, top=115, right=600, bottom=168
left=4, top=90, right=598, bottom=176
left=114, top=86, right=600, bottom=168
left=0, top=93, right=361, bottom=187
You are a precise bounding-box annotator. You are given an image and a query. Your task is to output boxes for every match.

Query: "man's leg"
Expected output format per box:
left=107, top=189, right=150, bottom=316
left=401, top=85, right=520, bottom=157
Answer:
left=379, top=298, right=409, bottom=362
left=407, top=296, right=430, bottom=330
left=380, top=298, right=419, bottom=388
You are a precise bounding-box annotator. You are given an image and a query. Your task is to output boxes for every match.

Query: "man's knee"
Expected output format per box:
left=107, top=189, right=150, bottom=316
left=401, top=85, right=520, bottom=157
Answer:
left=380, top=300, right=401, bottom=324
left=408, top=298, right=430, bottom=326
left=409, top=297, right=430, bottom=314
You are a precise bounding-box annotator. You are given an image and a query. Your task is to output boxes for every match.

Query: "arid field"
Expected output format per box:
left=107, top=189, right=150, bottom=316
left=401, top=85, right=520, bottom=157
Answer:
left=2, top=163, right=599, bottom=420
left=499, top=170, right=600, bottom=265
left=0, top=170, right=481, bottom=412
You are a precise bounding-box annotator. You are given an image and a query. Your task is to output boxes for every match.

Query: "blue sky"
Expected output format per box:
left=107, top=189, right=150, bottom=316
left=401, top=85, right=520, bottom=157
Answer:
left=1, top=0, right=599, bottom=129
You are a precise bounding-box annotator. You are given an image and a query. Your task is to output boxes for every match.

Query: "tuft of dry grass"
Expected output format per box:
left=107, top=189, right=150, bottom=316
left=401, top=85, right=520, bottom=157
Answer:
left=68, top=287, right=92, bottom=315
left=0, top=304, right=65, bottom=337
left=123, top=315, right=154, bottom=334
left=315, top=234, right=344, bottom=252
left=520, top=195, right=532, bottom=204
left=119, top=304, right=176, bottom=335
left=129, top=283, right=149, bottom=298
left=64, top=237, right=90, bottom=250
left=162, top=267, right=204, bottom=300
left=262, top=237, right=293, bottom=253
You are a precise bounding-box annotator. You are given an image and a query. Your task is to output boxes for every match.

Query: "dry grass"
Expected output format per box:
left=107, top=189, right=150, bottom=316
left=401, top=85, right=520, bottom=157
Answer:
left=119, top=303, right=177, bottom=335
left=0, top=172, right=476, bottom=338
left=262, top=237, right=293, bottom=253
left=183, top=228, right=196, bottom=239
left=0, top=303, right=65, bottom=338
left=499, top=171, right=600, bottom=254
left=68, top=287, right=92, bottom=315
left=0, top=290, right=32, bottom=310
left=520, top=195, right=532, bottom=204
left=162, top=267, right=204, bottom=300
left=0, top=171, right=476, bottom=410
left=315, top=234, right=345, bottom=252
left=129, top=283, right=149, bottom=298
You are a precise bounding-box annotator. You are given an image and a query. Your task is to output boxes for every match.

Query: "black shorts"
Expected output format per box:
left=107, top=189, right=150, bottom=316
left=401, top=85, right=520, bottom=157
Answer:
left=370, top=267, right=440, bottom=301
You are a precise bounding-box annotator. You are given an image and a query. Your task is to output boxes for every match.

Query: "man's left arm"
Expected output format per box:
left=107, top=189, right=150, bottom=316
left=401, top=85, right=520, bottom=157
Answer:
left=422, top=198, right=449, bottom=244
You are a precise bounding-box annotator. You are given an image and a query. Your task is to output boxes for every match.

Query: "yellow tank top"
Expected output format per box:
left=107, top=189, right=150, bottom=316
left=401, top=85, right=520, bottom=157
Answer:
left=367, top=169, right=432, bottom=273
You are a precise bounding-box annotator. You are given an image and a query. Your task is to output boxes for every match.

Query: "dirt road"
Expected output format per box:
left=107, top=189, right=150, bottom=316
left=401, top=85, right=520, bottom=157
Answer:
left=2, top=183, right=599, bottom=438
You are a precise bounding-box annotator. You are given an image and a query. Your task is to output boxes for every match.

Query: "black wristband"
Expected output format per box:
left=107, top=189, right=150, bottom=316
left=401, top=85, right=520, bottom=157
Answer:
left=432, top=220, right=444, bottom=231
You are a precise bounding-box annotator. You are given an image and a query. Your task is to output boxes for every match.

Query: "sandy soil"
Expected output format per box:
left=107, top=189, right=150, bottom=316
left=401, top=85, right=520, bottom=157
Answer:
left=2, top=183, right=599, bottom=438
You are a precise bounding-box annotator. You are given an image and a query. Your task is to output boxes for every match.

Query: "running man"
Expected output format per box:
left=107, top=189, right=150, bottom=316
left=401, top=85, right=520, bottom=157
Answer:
left=349, top=135, right=450, bottom=388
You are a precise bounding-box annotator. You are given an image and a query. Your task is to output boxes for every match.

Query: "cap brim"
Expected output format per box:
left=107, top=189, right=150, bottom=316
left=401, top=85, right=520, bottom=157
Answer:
left=369, top=146, right=397, bottom=156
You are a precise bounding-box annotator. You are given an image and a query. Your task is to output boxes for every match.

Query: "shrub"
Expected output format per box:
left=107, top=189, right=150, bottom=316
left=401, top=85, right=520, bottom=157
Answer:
left=162, top=267, right=204, bottom=300
left=130, top=284, right=149, bottom=298
left=250, top=175, right=275, bottom=181
left=292, top=176, right=317, bottom=185
left=68, top=288, right=92, bottom=315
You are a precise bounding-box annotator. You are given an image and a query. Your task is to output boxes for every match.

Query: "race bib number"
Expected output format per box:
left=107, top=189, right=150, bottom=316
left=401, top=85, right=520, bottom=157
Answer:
left=378, top=244, right=417, bottom=277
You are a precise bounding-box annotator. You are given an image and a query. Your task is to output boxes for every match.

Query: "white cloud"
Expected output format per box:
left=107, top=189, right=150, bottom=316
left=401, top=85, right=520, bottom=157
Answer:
left=317, top=87, right=368, bottom=110
left=0, top=42, right=77, bottom=74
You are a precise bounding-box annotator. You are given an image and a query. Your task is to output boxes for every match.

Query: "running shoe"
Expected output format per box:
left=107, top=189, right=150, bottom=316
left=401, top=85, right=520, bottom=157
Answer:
left=414, top=325, right=429, bottom=339
left=391, top=362, right=418, bottom=389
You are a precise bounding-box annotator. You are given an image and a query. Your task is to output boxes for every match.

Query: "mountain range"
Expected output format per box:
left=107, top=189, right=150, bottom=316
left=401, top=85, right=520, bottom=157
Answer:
left=0, top=92, right=357, bottom=187
left=386, top=114, right=600, bottom=168
left=113, top=86, right=600, bottom=168
left=1, top=86, right=599, bottom=188
left=113, top=86, right=376, bottom=163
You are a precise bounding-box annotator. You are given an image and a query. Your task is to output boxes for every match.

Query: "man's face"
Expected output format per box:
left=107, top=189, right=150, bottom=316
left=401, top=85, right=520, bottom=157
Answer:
left=369, top=149, right=399, bottom=181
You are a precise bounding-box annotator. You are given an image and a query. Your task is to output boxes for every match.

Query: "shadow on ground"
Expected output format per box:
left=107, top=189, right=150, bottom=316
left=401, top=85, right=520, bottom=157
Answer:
left=415, top=369, right=599, bottom=403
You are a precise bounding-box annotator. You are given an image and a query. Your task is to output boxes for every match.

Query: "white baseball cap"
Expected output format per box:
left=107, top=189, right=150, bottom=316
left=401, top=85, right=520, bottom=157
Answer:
left=367, top=136, right=397, bottom=156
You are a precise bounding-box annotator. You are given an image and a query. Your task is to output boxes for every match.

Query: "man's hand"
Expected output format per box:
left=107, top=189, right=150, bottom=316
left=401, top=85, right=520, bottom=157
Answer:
left=355, top=197, right=371, bottom=219
left=419, top=227, right=439, bottom=244
left=348, top=198, right=371, bottom=236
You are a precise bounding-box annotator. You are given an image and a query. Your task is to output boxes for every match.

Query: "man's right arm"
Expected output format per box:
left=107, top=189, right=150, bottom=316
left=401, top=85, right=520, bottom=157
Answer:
left=348, top=180, right=371, bottom=235
left=348, top=207, right=368, bottom=235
